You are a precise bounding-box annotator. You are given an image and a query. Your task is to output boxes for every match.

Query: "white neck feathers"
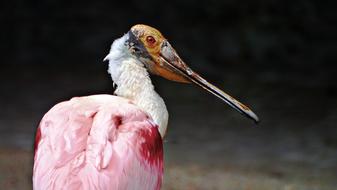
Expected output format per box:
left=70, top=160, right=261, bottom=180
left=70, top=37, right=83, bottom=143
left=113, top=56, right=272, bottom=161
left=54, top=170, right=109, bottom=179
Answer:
left=105, top=35, right=168, bottom=137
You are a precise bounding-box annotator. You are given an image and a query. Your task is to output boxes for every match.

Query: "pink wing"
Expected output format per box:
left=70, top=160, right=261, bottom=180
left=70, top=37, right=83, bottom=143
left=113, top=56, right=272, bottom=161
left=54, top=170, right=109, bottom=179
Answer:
left=33, top=95, right=163, bottom=190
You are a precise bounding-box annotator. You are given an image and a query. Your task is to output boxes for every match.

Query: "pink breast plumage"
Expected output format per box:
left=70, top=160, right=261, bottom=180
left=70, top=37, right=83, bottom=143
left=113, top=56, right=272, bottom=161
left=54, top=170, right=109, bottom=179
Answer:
left=33, top=95, right=163, bottom=190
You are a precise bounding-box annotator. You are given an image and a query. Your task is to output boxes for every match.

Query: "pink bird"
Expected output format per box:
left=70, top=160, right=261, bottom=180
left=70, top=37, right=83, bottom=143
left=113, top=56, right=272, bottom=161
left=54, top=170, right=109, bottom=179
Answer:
left=33, top=24, right=259, bottom=190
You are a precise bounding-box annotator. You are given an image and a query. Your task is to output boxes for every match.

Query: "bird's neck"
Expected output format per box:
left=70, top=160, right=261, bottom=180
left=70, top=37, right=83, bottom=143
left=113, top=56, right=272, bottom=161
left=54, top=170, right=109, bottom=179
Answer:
left=109, top=58, right=168, bottom=137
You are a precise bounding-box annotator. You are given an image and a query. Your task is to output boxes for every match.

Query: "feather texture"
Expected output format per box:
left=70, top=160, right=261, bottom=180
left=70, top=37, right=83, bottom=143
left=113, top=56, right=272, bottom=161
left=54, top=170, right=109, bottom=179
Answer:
left=33, top=95, right=163, bottom=190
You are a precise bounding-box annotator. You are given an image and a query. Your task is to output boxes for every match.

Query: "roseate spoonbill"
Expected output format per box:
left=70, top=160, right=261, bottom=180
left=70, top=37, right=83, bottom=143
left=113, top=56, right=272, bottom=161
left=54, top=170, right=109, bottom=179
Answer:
left=33, top=24, right=259, bottom=190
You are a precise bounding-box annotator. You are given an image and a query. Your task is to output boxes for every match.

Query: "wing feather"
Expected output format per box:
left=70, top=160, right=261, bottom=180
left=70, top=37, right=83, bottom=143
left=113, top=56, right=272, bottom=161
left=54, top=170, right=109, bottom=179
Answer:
left=33, top=95, right=163, bottom=190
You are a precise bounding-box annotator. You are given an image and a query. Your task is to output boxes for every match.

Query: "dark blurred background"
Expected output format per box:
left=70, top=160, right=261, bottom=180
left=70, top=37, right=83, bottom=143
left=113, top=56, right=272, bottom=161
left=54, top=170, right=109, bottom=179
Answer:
left=1, top=0, right=337, bottom=189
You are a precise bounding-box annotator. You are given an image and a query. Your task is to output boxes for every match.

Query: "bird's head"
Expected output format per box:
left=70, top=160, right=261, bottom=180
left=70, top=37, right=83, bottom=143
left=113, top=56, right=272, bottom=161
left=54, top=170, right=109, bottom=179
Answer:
left=106, top=24, right=259, bottom=123
left=125, top=24, right=191, bottom=83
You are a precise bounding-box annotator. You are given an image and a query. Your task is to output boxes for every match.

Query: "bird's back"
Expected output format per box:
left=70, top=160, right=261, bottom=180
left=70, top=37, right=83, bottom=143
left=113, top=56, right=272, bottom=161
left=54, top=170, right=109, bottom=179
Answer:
left=33, top=95, right=163, bottom=190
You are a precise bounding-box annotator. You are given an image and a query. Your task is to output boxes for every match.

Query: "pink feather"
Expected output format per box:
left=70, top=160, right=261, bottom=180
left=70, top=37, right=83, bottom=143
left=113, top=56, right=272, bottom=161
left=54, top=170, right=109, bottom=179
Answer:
left=33, top=95, right=163, bottom=190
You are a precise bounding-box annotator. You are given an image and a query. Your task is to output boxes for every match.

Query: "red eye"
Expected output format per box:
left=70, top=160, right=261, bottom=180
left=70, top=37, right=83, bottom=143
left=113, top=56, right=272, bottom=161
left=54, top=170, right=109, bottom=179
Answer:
left=146, top=36, right=156, bottom=45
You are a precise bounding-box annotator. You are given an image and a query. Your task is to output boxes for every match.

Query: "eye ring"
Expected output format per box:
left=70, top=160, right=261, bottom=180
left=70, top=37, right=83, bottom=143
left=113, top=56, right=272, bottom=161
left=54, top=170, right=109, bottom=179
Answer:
left=146, top=36, right=156, bottom=45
